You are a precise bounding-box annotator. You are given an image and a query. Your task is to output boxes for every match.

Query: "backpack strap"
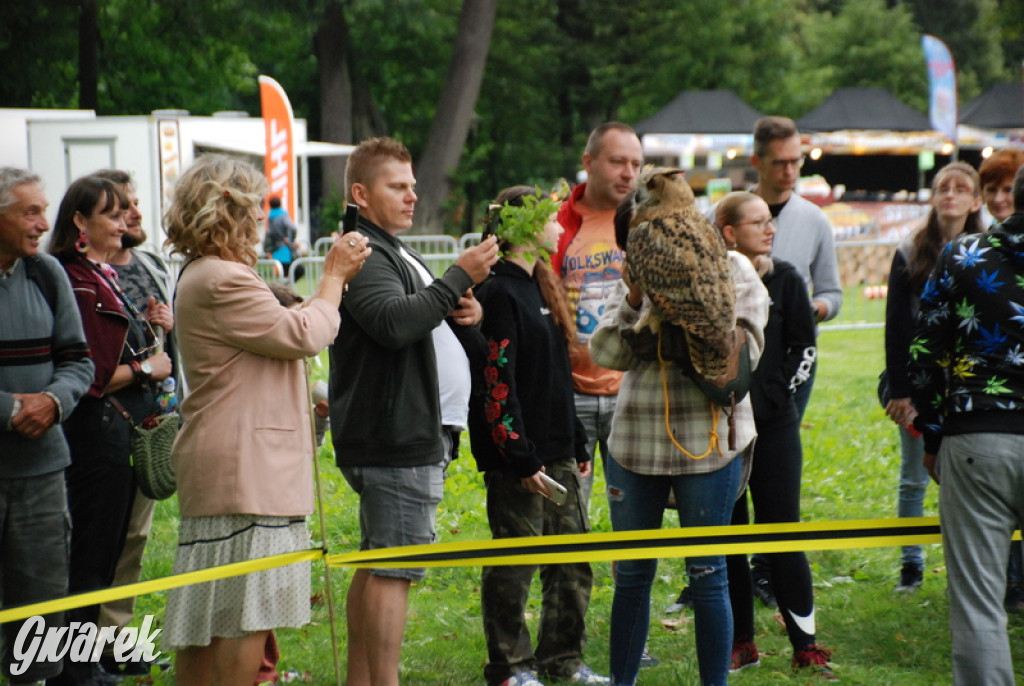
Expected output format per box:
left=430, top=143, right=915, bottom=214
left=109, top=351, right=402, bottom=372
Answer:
left=23, top=255, right=58, bottom=315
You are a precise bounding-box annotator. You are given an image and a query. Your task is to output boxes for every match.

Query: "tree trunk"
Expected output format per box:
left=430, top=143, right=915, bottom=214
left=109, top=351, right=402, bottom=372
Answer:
left=78, top=0, right=98, bottom=110
left=316, top=0, right=389, bottom=202
left=315, top=1, right=353, bottom=202
left=412, top=0, right=497, bottom=234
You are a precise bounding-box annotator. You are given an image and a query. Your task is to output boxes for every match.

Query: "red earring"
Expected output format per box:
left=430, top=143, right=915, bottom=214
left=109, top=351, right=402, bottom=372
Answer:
left=75, top=227, right=89, bottom=254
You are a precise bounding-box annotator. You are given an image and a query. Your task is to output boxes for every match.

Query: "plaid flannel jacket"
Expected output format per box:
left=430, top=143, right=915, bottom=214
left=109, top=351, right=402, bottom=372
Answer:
left=590, top=252, right=769, bottom=476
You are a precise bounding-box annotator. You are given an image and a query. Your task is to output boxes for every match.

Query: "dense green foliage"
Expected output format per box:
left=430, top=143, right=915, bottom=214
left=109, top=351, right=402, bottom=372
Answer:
left=490, top=183, right=565, bottom=261
left=1, top=0, right=1022, bottom=230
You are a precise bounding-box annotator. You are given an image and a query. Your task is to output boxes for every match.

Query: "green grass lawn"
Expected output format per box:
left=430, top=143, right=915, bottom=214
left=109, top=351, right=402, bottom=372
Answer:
left=128, top=327, right=1024, bottom=685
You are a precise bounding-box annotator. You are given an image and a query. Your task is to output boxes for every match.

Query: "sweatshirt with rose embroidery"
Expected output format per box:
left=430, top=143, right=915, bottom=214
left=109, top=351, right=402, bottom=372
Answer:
left=468, top=261, right=588, bottom=478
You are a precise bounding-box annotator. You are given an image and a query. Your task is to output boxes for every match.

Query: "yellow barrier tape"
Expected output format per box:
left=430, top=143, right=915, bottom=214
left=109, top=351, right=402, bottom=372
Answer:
left=327, top=517, right=945, bottom=568
left=0, top=549, right=321, bottom=625
left=4, top=517, right=1018, bottom=625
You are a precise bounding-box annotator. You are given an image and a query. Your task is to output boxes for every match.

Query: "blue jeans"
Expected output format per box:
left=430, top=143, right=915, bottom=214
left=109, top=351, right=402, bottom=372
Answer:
left=1008, top=540, right=1023, bottom=585
left=897, top=426, right=929, bottom=567
left=573, top=391, right=617, bottom=504
left=606, top=456, right=742, bottom=686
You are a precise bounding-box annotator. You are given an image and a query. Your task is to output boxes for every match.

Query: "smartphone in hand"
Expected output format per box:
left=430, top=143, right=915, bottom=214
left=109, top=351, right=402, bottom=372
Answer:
left=342, top=203, right=359, bottom=234
left=481, top=204, right=500, bottom=242
left=537, top=471, right=568, bottom=506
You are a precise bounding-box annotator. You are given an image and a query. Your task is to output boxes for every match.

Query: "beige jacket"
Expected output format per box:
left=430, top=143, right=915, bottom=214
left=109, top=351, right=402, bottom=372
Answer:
left=172, top=257, right=340, bottom=517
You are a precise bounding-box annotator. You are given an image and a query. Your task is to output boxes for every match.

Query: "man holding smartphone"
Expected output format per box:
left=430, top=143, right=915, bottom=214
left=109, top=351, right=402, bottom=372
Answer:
left=329, top=137, right=498, bottom=686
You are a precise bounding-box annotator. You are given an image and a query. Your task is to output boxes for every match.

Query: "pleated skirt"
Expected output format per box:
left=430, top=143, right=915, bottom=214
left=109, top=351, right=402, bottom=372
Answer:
left=163, top=514, right=311, bottom=650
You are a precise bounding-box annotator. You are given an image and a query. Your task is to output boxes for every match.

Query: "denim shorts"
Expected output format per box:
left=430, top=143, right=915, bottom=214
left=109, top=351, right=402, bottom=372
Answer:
left=340, top=460, right=445, bottom=581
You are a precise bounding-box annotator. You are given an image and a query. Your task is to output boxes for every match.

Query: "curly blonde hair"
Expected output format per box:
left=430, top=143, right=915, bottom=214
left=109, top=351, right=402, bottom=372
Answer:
left=164, top=154, right=268, bottom=266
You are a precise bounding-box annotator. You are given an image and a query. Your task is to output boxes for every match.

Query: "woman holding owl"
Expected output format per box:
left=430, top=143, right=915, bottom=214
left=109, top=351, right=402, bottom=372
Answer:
left=591, top=173, right=769, bottom=686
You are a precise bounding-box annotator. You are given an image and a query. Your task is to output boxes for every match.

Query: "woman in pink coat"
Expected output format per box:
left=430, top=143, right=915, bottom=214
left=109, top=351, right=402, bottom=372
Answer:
left=162, top=154, right=370, bottom=686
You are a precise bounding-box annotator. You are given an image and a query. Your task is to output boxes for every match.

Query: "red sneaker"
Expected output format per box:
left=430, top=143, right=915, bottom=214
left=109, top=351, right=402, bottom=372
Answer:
left=792, top=644, right=838, bottom=680
left=729, top=641, right=760, bottom=672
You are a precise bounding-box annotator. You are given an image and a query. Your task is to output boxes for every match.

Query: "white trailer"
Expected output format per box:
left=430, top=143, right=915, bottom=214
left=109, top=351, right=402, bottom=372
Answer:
left=1, top=108, right=352, bottom=255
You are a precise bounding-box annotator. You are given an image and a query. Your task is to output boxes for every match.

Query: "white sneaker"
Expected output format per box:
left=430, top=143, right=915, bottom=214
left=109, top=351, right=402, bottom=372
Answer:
left=567, top=664, right=611, bottom=684
left=499, top=671, right=546, bottom=686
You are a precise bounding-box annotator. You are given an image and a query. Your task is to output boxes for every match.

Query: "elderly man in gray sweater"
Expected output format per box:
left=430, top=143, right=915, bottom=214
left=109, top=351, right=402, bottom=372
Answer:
left=0, top=167, right=93, bottom=685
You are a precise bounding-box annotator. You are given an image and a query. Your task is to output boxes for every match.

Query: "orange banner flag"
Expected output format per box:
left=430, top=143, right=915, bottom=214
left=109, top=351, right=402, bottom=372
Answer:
left=259, top=75, right=298, bottom=219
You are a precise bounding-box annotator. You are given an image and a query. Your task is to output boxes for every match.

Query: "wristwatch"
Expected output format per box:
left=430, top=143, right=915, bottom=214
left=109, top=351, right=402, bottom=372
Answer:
left=130, top=360, right=153, bottom=384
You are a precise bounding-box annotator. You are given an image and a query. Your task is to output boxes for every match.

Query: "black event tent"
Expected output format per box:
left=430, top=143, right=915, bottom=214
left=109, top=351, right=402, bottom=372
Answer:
left=634, top=89, right=764, bottom=135
left=796, top=87, right=931, bottom=132
left=795, top=87, right=940, bottom=193
left=960, top=82, right=1024, bottom=129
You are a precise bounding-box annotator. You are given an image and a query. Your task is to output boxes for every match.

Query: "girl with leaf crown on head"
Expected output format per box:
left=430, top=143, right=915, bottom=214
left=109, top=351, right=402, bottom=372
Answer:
left=467, top=185, right=610, bottom=686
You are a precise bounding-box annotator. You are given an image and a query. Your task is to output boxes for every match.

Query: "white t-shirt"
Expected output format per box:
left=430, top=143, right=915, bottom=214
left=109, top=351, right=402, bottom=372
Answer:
left=400, top=247, right=472, bottom=429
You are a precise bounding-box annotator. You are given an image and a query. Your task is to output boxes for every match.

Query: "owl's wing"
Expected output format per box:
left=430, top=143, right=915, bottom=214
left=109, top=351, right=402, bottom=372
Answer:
left=630, top=211, right=737, bottom=377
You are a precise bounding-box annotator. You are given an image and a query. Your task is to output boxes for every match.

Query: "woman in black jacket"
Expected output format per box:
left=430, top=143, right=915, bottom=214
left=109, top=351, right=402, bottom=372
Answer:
left=714, top=191, right=833, bottom=678
left=468, top=186, right=605, bottom=686
left=885, top=162, right=983, bottom=593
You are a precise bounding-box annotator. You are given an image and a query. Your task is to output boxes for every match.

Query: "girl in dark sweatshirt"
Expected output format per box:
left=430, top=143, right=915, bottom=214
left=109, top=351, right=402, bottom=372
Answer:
left=715, top=191, right=832, bottom=679
left=468, top=186, right=605, bottom=686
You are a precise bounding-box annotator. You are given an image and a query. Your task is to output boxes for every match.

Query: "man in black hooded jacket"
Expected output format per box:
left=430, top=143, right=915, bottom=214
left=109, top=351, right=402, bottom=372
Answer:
left=910, top=165, right=1024, bottom=686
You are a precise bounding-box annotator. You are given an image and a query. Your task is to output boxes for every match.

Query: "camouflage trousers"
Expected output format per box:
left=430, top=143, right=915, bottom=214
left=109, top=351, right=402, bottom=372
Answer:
left=481, top=457, right=594, bottom=685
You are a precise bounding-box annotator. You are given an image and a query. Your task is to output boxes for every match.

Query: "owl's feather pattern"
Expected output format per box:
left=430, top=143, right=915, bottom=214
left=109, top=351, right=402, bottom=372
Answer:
left=626, top=167, right=736, bottom=378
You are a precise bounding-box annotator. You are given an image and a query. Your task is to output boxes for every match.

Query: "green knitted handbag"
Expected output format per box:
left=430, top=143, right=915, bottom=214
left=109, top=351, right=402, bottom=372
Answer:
left=109, top=396, right=180, bottom=500
left=132, top=412, right=180, bottom=500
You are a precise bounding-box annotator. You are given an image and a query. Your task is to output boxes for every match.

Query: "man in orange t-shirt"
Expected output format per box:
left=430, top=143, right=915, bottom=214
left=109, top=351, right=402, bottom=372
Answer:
left=552, top=122, right=643, bottom=502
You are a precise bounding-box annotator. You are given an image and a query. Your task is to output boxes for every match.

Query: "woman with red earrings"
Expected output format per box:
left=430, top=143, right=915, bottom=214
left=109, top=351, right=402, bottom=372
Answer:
left=46, top=175, right=173, bottom=686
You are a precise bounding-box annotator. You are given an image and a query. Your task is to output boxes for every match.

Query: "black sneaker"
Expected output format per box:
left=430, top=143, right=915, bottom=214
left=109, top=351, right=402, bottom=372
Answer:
left=894, top=562, right=923, bottom=593
left=664, top=585, right=692, bottom=613
left=752, top=575, right=777, bottom=608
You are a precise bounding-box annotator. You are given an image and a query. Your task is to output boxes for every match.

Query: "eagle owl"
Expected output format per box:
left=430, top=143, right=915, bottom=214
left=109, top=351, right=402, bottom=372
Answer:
left=625, top=166, right=736, bottom=378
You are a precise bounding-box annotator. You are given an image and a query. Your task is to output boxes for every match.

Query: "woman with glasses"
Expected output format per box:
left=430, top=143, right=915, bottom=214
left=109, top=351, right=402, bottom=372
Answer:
left=47, top=175, right=173, bottom=686
left=885, top=161, right=983, bottom=594
left=161, top=155, right=370, bottom=686
left=714, top=191, right=835, bottom=678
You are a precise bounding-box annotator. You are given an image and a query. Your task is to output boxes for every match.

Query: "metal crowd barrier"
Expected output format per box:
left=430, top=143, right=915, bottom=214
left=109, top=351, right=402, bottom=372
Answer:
left=281, top=233, right=895, bottom=330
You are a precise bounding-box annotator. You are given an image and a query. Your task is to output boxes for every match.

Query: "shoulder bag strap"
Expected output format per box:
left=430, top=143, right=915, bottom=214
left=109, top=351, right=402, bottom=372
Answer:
left=106, top=394, right=135, bottom=427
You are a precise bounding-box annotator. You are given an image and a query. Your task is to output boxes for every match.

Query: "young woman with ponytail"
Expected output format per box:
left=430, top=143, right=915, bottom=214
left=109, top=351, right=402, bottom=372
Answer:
left=468, top=185, right=607, bottom=686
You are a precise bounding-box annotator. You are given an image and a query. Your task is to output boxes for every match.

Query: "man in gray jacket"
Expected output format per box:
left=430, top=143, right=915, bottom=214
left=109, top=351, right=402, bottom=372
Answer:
left=750, top=116, right=842, bottom=416
left=0, top=168, right=93, bottom=684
